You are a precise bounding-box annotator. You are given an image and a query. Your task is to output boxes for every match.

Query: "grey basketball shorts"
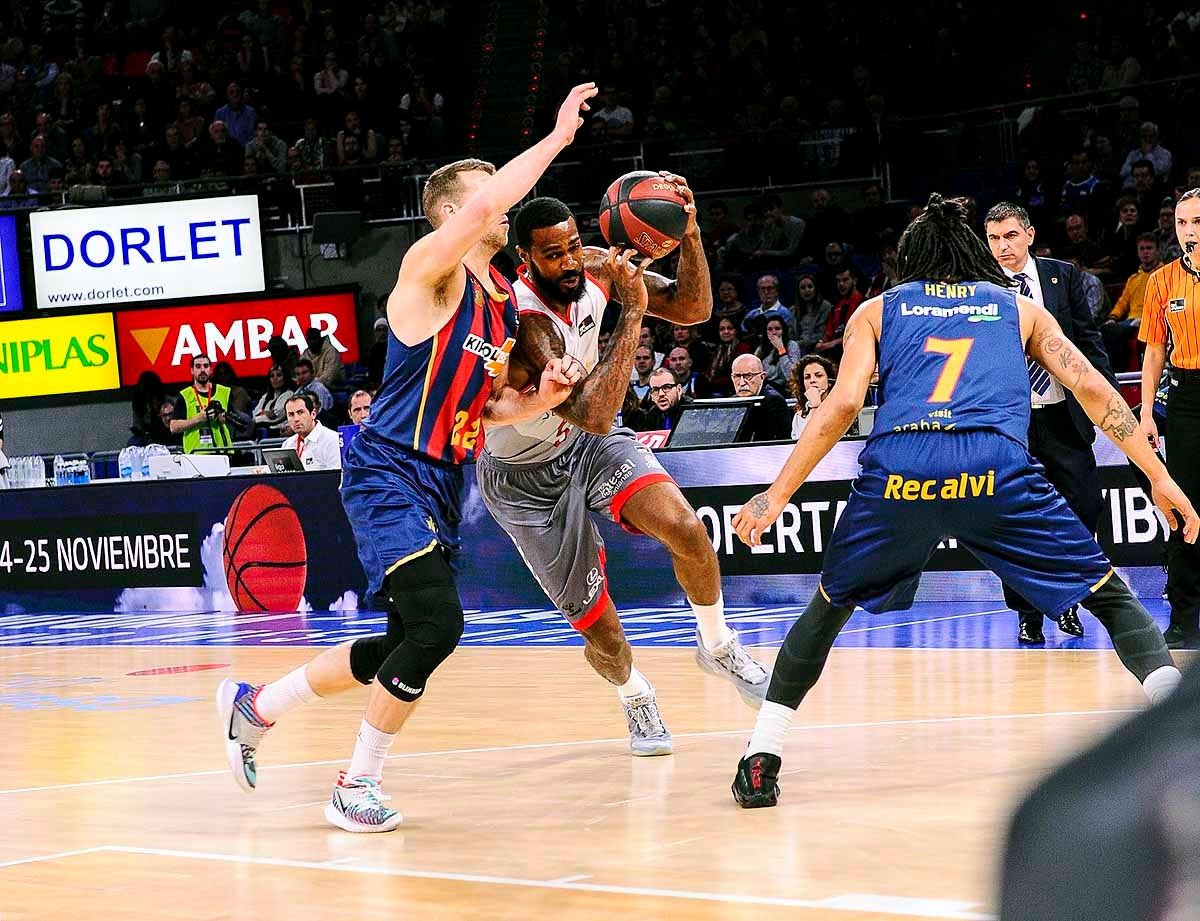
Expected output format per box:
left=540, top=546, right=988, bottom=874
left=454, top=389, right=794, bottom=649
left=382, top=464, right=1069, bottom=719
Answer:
left=476, top=428, right=674, bottom=629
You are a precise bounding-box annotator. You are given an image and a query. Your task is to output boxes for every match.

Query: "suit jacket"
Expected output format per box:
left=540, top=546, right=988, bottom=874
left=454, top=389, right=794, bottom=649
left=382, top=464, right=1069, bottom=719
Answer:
left=741, top=388, right=794, bottom=442
left=1031, top=256, right=1118, bottom=445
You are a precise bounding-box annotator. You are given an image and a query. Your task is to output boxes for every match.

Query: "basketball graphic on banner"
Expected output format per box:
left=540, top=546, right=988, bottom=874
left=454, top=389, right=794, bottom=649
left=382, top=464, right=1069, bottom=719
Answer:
left=223, top=484, right=307, bottom=611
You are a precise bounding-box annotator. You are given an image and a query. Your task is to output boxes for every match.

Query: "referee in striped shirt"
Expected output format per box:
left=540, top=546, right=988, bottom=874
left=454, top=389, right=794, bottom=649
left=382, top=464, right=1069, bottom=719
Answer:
left=1139, top=188, right=1200, bottom=647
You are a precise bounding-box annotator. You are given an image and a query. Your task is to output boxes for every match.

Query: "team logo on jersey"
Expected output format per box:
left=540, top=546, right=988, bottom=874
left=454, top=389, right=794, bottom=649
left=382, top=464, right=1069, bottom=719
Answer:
left=1169, top=298, right=1187, bottom=313
left=463, top=333, right=515, bottom=377
left=900, top=302, right=1001, bottom=322
left=578, top=314, right=596, bottom=335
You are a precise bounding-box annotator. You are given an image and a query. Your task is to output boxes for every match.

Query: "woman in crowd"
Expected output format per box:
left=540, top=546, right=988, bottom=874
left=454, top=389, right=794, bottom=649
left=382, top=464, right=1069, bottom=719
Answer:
left=706, top=273, right=747, bottom=339
left=755, top=316, right=802, bottom=392
left=706, top=316, right=754, bottom=395
left=253, top=364, right=295, bottom=435
left=789, top=353, right=836, bottom=439
left=790, top=274, right=832, bottom=354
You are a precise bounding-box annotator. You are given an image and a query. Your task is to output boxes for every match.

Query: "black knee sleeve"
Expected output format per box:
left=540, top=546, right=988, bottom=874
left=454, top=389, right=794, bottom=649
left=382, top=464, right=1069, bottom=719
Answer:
left=348, top=591, right=406, bottom=684
left=375, top=550, right=464, bottom=702
left=1086, top=572, right=1175, bottom=682
left=767, top=589, right=854, bottom=709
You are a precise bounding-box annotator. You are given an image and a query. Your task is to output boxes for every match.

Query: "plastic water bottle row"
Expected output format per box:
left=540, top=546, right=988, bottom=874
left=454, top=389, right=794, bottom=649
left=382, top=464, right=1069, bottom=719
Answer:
left=2, top=456, right=47, bottom=488
left=53, top=454, right=91, bottom=486
left=119, top=444, right=172, bottom=481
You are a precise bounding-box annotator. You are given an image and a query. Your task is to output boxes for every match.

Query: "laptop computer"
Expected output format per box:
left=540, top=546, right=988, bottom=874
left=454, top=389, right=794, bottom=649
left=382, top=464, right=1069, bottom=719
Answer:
left=262, top=447, right=305, bottom=473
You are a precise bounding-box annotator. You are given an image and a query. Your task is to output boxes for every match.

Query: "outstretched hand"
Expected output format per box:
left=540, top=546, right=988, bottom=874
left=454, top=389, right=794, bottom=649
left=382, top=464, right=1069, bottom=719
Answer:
left=554, top=83, right=598, bottom=145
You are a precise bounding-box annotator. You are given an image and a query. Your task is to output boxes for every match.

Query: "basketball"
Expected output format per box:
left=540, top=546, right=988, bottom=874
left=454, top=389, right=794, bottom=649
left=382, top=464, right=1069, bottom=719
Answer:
left=222, top=484, right=308, bottom=612
left=599, top=170, right=689, bottom=259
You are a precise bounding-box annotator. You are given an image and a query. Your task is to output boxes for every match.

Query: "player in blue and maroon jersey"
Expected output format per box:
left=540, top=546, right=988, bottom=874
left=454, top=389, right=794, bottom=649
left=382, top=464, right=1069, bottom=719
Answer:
left=217, top=84, right=597, bottom=832
left=727, top=194, right=1198, bottom=809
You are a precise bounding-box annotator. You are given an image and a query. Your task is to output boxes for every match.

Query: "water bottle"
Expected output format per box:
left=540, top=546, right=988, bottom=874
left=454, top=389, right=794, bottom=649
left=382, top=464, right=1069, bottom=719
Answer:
left=53, top=455, right=64, bottom=486
left=119, top=447, right=134, bottom=480
left=77, top=457, right=91, bottom=485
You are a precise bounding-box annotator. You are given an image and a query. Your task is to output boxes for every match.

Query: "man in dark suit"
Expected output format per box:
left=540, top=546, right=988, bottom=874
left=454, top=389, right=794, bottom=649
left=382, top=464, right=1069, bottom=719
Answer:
left=985, top=202, right=1119, bottom=644
left=730, top=353, right=793, bottom=441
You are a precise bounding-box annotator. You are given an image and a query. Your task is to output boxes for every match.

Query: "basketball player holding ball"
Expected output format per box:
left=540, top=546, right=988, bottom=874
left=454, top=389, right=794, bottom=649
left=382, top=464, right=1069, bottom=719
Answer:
left=477, top=186, right=769, bottom=756
left=215, top=83, right=596, bottom=833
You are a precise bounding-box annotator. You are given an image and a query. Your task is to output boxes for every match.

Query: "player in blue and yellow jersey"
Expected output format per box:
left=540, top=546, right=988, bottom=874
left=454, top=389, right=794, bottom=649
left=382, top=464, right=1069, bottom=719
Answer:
left=216, top=83, right=598, bottom=832
left=728, top=194, right=1200, bottom=808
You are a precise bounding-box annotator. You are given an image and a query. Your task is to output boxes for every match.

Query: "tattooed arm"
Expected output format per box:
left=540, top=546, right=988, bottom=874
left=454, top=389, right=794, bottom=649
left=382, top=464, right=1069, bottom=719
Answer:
left=515, top=248, right=651, bottom=435
left=733, top=299, right=881, bottom=547
left=1023, top=297, right=1199, bottom=540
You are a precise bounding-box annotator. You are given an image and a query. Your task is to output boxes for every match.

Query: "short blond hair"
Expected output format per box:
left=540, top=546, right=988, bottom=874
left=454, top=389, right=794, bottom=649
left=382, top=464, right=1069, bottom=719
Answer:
left=422, top=158, right=496, bottom=226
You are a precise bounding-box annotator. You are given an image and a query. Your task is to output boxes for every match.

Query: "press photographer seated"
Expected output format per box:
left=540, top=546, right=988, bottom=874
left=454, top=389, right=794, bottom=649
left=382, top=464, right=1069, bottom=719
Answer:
left=281, top=392, right=342, bottom=471
left=169, top=354, right=244, bottom=455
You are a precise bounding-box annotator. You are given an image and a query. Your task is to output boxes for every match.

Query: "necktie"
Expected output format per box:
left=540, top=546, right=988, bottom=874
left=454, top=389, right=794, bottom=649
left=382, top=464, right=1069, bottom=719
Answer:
left=1016, top=272, right=1053, bottom=396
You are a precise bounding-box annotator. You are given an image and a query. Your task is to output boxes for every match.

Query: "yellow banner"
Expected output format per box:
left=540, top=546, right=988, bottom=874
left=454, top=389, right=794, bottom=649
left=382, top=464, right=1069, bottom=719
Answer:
left=0, top=312, right=120, bottom=398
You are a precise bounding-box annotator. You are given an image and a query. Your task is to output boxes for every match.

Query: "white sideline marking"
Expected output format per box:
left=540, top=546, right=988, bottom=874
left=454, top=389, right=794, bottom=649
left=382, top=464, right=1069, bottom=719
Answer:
left=0, top=708, right=1136, bottom=797
left=14, top=844, right=991, bottom=919
left=0, top=847, right=107, bottom=868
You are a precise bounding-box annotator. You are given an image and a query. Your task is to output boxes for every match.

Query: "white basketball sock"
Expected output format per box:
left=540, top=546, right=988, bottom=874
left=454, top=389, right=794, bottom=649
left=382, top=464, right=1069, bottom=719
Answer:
left=346, top=718, right=397, bottom=781
left=691, top=593, right=735, bottom=650
left=255, top=665, right=320, bottom=724
left=746, top=701, right=796, bottom=758
left=1143, top=665, right=1182, bottom=705
left=616, top=667, right=653, bottom=700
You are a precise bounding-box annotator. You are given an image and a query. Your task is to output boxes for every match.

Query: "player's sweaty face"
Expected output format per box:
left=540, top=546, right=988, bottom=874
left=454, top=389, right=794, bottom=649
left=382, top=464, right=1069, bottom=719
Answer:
left=528, top=220, right=586, bottom=301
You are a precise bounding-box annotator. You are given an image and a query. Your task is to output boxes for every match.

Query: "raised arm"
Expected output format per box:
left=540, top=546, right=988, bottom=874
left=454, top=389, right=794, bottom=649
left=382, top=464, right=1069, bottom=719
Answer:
left=1024, top=298, right=1197, bottom=540
left=733, top=298, right=881, bottom=546
left=512, top=249, right=651, bottom=434
left=584, top=172, right=711, bottom=325
left=402, top=84, right=596, bottom=287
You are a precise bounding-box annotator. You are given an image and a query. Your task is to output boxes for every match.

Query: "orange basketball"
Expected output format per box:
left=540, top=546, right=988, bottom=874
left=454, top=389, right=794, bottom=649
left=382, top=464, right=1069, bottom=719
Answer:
left=599, top=170, right=689, bottom=259
left=223, top=484, right=308, bottom=612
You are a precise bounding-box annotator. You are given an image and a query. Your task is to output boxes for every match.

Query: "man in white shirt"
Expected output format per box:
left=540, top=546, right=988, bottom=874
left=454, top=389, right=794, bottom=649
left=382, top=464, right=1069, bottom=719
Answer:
left=281, top=393, right=341, bottom=470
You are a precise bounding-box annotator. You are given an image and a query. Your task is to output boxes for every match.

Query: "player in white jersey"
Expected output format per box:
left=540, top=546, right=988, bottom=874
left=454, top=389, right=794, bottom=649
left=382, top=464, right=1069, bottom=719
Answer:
left=478, top=190, right=769, bottom=756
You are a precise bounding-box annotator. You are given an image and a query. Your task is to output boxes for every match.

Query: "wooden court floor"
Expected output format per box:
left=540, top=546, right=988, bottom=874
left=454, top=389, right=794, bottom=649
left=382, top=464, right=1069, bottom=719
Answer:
left=0, top=644, right=1175, bottom=920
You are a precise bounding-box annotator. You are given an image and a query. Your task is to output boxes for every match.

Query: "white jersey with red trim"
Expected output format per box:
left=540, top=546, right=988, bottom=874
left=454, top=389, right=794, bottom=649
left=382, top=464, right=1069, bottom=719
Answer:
left=484, top=266, right=609, bottom=464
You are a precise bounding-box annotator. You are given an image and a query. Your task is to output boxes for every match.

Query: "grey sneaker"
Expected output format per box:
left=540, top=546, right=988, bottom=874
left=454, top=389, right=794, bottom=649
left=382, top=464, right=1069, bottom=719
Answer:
left=621, top=691, right=673, bottom=756
left=216, top=679, right=272, bottom=793
left=694, top=629, right=769, bottom=709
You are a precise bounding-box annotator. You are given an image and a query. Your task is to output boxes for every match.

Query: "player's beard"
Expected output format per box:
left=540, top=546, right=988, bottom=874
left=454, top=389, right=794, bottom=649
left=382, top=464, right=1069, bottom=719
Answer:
left=529, top=260, right=588, bottom=306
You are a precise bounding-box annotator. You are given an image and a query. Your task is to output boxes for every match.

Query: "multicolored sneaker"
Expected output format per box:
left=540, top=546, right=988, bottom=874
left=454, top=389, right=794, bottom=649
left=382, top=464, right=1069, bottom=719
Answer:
left=621, top=691, right=673, bottom=756
left=216, top=679, right=272, bottom=793
left=324, top=773, right=403, bottom=833
left=694, top=629, right=770, bottom=708
left=731, top=752, right=782, bottom=808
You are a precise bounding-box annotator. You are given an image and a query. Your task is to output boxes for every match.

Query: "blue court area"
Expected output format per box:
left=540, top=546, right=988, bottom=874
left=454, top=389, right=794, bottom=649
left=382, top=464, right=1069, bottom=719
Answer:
left=0, top=598, right=1172, bottom=650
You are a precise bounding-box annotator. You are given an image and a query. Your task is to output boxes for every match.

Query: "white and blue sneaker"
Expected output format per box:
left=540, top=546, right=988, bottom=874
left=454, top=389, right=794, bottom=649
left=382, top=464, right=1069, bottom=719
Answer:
left=324, top=773, right=404, bottom=833
left=694, top=629, right=770, bottom=709
left=216, top=679, right=272, bottom=793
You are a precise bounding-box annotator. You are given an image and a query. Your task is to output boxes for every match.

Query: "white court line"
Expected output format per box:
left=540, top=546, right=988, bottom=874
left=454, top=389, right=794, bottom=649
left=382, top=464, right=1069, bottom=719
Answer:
left=69, top=845, right=993, bottom=919
left=0, top=846, right=107, bottom=869
left=839, top=609, right=1010, bottom=635
left=547, top=873, right=591, bottom=884
left=0, top=706, right=1136, bottom=798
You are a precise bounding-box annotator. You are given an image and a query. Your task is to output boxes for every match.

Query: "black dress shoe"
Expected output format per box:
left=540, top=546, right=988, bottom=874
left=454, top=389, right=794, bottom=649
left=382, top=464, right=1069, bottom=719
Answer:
left=1058, top=606, right=1084, bottom=637
left=1018, top=622, right=1046, bottom=645
left=1163, top=624, right=1200, bottom=649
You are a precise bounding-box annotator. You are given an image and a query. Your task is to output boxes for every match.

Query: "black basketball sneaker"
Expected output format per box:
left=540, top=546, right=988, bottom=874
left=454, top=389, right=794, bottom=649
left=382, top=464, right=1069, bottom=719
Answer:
left=732, top=752, right=781, bottom=808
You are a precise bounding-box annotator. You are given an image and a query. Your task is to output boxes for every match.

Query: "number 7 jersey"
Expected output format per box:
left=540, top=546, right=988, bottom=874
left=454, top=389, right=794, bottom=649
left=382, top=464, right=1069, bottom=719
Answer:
left=871, top=280, right=1030, bottom=446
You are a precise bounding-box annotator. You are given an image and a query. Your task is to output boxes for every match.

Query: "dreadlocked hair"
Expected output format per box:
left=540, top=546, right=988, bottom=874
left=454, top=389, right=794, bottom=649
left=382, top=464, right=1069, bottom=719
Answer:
left=897, top=193, right=1012, bottom=287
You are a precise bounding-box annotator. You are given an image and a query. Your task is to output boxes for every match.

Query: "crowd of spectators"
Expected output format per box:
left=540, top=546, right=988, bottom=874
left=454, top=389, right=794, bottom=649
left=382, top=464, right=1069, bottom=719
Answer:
left=0, top=0, right=453, bottom=208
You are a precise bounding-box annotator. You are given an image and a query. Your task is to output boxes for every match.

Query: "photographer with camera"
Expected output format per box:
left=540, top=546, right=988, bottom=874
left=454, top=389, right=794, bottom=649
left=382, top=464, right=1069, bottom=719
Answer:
left=169, top=354, right=236, bottom=455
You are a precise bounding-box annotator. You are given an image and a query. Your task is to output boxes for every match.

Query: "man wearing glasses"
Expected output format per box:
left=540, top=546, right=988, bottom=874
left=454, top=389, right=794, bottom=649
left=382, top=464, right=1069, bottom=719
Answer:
left=741, top=274, right=797, bottom=338
left=643, top=367, right=690, bottom=430
left=730, top=353, right=792, bottom=441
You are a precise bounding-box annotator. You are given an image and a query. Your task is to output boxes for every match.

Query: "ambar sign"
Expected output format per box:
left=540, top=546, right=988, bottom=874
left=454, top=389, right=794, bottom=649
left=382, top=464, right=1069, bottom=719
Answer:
left=115, top=290, right=360, bottom=384
left=0, top=312, right=119, bottom=397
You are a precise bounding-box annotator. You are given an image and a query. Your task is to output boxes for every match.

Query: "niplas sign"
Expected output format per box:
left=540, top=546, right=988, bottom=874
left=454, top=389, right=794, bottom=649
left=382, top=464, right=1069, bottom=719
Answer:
left=30, top=196, right=265, bottom=309
left=115, top=290, right=360, bottom=384
left=0, top=312, right=119, bottom=397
